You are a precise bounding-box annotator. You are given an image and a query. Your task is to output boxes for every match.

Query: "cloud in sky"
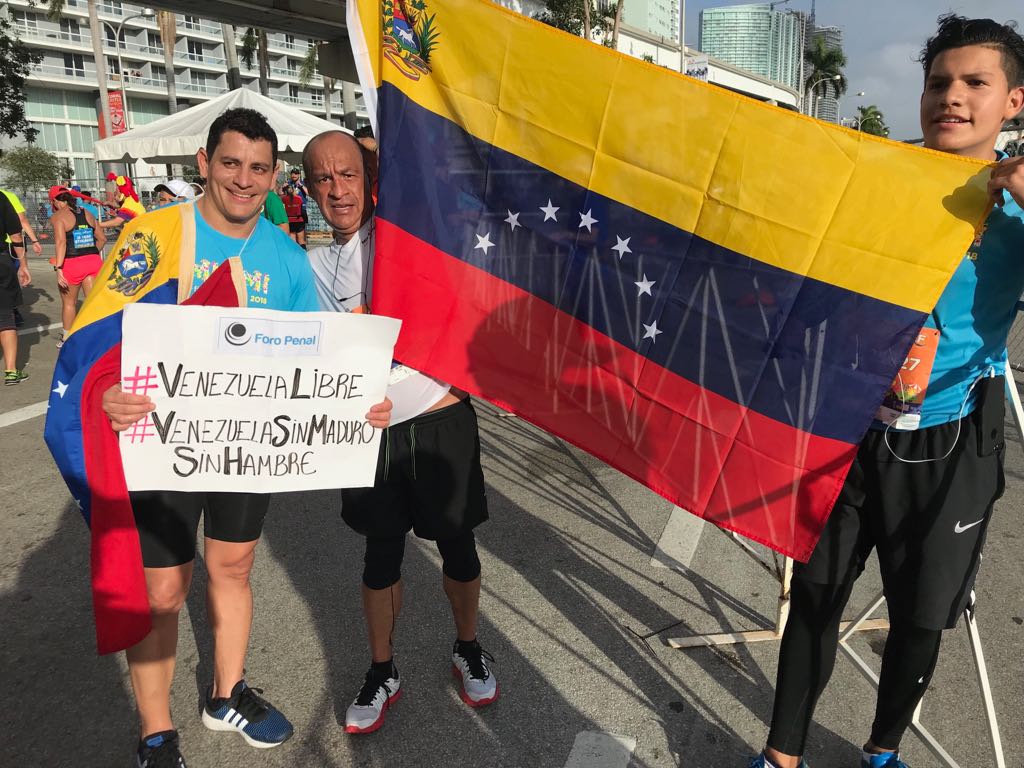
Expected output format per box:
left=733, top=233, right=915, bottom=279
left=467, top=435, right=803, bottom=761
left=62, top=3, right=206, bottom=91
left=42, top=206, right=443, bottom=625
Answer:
left=684, top=1, right=1024, bottom=139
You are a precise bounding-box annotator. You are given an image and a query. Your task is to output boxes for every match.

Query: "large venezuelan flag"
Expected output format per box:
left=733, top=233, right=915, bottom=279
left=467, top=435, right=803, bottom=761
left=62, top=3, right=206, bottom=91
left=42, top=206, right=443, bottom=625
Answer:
left=349, top=0, right=993, bottom=560
left=45, top=203, right=247, bottom=653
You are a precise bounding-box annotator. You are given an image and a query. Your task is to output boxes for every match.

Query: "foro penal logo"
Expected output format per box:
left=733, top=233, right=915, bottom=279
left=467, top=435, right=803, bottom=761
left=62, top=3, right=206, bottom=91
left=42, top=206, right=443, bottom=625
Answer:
left=224, top=322, right=251, bottom=346
left=217, top=315, right=324, bottom=356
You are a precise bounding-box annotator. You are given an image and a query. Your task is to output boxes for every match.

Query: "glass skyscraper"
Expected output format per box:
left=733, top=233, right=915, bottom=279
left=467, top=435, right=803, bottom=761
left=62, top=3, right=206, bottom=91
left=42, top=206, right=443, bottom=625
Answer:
left=698, top=3, right=806, bottom=92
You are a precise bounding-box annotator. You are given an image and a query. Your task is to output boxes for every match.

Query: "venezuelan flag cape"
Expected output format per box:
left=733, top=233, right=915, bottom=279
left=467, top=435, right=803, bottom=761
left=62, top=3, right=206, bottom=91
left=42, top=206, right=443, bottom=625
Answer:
left=45, top=202, right=248, bottom=654
left=349, top=0, right=993, bottom=560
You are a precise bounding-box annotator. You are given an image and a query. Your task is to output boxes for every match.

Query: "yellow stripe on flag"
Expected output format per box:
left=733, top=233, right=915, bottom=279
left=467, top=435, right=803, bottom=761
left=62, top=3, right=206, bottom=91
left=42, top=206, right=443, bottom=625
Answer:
left=353, top=0, right=991, bottom=312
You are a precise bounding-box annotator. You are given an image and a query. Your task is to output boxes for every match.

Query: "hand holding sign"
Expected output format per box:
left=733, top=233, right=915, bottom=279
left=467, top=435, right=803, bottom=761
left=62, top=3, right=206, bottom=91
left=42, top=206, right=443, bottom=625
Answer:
left=119, top=305, right=400, bottom=492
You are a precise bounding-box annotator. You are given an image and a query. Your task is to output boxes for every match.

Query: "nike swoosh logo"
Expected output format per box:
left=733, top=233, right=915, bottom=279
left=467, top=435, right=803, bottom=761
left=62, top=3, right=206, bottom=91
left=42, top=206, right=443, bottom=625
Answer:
left=954, top=519, right=985, bottom=534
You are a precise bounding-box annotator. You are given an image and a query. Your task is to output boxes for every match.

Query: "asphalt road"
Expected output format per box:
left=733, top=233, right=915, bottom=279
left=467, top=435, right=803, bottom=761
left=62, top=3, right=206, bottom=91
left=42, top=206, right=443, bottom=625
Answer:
left=1, top=252, right=1021, bottom=767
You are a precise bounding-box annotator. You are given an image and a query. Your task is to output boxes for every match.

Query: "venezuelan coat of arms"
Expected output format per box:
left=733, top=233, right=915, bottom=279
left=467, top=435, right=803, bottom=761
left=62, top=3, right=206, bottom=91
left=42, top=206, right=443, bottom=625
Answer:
left=383, top=0, right=439, bottom=80
left=109, top=230, right=161, bottom=296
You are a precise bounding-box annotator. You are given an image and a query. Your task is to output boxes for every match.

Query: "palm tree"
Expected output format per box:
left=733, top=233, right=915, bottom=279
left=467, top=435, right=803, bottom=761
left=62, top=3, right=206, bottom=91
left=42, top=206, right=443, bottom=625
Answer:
left=804, top=35, right=847, bottom=117
left=157, top=11, right=177, bottom=114
left=299, top=42, right=336, bottom=121
left=856, top=104, right=888, bottom=137
left=240, top=27, right=269, bottom=96
left=222, top=23, right=242, bottom=90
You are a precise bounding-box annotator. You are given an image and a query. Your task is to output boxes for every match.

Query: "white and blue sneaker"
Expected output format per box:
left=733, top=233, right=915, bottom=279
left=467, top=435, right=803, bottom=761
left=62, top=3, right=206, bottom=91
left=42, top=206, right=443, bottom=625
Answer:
left=862, top=752, right=908, bottom=768
left=202, top=680, right=293, bottom=748
left=748, top=753, right=810, bottom=768
left=136, top=729, right=186, bottom=767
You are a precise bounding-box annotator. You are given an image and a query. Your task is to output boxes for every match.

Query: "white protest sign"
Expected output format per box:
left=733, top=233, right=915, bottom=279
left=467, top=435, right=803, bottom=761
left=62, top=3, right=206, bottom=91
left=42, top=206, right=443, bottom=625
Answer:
left=119, top=304, right=401, bottom=492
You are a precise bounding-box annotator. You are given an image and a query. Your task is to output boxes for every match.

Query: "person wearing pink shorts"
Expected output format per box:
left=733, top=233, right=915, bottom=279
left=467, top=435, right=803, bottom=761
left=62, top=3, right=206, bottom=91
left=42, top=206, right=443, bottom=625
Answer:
left=49, top=186, right=105, bottom=347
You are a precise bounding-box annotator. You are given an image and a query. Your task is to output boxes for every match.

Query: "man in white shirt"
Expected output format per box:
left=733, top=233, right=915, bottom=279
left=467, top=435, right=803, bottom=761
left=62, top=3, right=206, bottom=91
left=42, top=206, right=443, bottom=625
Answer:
left=304, top=130, right=499, bottom=734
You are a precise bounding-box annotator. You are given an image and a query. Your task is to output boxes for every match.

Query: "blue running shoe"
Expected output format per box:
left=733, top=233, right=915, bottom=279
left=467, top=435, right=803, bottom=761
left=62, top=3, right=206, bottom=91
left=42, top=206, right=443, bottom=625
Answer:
left=862, top=752, right=908, bottom=768
left=748, top=754, right=811, bottom=768
left=202, top=680, right=294, bottom=748
left=136, top=729, right=186, bottom=767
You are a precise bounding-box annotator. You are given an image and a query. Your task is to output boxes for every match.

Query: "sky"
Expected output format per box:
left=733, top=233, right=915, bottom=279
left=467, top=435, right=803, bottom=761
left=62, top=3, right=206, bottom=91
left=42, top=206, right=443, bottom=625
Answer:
left=683, top=0, right=1024, bottom=140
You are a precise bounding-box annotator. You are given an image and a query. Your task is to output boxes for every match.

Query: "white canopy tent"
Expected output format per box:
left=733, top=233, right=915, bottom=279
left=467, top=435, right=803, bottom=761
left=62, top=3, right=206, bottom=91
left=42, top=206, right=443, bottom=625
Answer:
left=92, top=88, right=349, bottom=166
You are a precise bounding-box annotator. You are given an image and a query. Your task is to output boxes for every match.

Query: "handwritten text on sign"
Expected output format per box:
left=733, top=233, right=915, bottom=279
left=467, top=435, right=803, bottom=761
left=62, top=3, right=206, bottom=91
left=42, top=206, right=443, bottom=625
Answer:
left=120, top=304, right=401, bottom=492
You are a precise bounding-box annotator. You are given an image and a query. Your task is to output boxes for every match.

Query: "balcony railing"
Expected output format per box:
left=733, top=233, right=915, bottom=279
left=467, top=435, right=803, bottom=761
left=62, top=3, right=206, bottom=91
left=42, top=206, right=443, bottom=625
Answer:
left=30, top=62, right=98, bottom=80
left=178, top=20, right=222, bottom=36
left=177, top=80, right=228, bottom=96
left=281, top=94, right=324, bottom=108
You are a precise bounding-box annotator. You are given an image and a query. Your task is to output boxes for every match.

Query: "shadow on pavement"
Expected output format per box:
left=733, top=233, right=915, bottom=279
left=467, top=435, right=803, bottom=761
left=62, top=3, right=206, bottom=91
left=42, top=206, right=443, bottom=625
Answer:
left=0, top=503, right=135, bottom=766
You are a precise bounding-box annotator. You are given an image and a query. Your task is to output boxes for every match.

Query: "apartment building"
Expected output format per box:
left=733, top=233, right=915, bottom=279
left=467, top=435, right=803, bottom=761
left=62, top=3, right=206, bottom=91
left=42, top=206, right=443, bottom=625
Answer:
left=5, top=0, right=367, bottom=183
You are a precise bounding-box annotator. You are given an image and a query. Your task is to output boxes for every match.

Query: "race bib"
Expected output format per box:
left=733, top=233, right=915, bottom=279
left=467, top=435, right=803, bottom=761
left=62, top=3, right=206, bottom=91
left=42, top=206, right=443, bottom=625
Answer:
left=71, top=226, right=96, bottom=250
left=874, top=327, right=941, bottom=430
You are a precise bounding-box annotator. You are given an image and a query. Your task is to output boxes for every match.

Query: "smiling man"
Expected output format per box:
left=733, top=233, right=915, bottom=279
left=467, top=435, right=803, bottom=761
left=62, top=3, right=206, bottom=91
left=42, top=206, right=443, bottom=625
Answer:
left=83, top=109, right=392, bottom=768
left=750, top=15, right=1024, bottom=768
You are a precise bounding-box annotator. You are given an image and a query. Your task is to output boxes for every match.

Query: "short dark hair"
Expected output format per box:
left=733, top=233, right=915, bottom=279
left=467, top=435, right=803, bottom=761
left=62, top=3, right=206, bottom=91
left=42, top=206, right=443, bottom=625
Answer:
left=920, top=14, right=1024, bottom=87
left=302, top=130, right=365, bottom=180
left=56, top=192, right=78, bottom=209
left=205, top=108, right=279, bottom=166
left=353, top=125, right=375, bottom=140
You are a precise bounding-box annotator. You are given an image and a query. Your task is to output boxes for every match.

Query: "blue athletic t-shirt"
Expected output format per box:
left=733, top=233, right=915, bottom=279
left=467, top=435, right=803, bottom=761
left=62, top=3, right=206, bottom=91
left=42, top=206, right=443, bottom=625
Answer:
left=189, top=203, right=319, bottom=312
left=891, top=151, right=1024, bottom=430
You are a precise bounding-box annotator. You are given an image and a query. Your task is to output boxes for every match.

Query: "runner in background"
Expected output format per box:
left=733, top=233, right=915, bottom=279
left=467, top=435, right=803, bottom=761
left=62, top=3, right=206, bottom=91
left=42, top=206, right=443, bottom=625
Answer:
left=0, top=192, right=30, bottom=385
left=281, top=184, right=306, bottom=249
left=49, top=187, right=105, bottom=349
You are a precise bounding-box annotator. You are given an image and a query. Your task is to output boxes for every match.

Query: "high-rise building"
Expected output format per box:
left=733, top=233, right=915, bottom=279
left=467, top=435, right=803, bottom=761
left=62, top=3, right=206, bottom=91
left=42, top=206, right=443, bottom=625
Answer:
left=3, top=0, right=368, bottom=185
left=621, top=0, right=680, bottom=43
left=808, top=25, right=842, bottom=122
left=698, top=3, right=806, bottom=92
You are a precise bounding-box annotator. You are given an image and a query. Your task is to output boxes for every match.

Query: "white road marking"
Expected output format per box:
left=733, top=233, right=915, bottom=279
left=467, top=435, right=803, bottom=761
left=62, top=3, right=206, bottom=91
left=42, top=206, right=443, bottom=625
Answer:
left=0, top=400, right=48, bottom=429
left=17, top=321, right=62, bottom=337
left=563, top=731, right=637, bottom=768
left=651, top=505, right=705, bottom=570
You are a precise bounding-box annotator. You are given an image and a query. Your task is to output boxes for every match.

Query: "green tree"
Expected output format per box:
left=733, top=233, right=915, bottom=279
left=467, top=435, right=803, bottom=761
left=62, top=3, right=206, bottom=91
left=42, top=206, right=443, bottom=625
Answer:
left=856, top=104, right=888, bottom=137
left=299, top=42, right=337, bottom=121
left=0, top=145, right=62, bottom=197
left=240, top=27, right=270, bottom=96
left=535, top=0, right=606, bottom=38
left=0, top=15, right=42, bottom=142
left=804, top=35, right=847, bottom=115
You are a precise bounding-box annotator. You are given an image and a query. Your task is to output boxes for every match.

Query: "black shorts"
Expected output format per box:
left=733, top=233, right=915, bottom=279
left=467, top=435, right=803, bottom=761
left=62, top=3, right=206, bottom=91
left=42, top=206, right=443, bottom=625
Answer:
left=797, top=376, right=1006, bottom=629
left=0, top=308, right=14, bottom=332
left=289, top=221, right=306, bottom=234
left=341, top=397, right=489, bottom=540
left=0, top=255, right=23, bottom=312
left=130, top=491, right=271, bottom=568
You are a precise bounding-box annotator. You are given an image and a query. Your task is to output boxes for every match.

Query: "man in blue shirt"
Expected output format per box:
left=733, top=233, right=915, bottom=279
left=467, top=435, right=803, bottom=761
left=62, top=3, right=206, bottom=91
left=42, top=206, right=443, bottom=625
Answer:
left=97, top=108, right=392, bottom=768
left=751, top=15, right=1024, bottom=768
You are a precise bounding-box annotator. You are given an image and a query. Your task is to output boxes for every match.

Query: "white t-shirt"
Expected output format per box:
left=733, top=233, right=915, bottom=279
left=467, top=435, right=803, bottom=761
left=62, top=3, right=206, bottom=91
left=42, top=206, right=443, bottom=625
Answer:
left=307, top=220, right=450, bottom=424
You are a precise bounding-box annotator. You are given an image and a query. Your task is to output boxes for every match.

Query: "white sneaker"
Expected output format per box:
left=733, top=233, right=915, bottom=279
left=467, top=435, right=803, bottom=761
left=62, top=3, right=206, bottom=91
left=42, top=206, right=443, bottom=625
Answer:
left=451, top=640, right=499, bottom=707
left=344, top=666, right=401, bottom=734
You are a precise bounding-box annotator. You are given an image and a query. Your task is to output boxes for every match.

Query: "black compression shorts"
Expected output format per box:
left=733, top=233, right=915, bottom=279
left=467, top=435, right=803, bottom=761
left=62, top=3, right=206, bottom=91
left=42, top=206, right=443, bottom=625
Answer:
left=130, top=491, right=271, bottom=568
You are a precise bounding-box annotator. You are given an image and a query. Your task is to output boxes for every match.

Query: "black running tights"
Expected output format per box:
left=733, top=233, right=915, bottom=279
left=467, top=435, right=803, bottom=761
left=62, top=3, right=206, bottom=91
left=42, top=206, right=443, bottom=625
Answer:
left=767, top=577, right=943, bottom=755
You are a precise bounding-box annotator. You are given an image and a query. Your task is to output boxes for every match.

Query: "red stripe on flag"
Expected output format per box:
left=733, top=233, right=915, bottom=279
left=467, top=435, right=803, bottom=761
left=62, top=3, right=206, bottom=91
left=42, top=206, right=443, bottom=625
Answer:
left=374, top=219, right=854, bottom=560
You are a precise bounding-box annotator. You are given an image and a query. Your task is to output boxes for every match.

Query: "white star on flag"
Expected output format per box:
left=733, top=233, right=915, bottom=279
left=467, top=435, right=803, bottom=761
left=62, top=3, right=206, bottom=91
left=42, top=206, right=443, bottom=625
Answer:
left=540, top=199, right=560, bottom=221
left=612, top=236, right=632, bottom=259
left=635, top=275, right=655, bottom=296
left=578, top=209, right=597, bottom=232
left=52, top=380, right=68, bottom=398
left=505, top=210, right=521, bottom=231
left=642, top=321, right=662, bottom=342
left=474, top=233, right=495, bottom=254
